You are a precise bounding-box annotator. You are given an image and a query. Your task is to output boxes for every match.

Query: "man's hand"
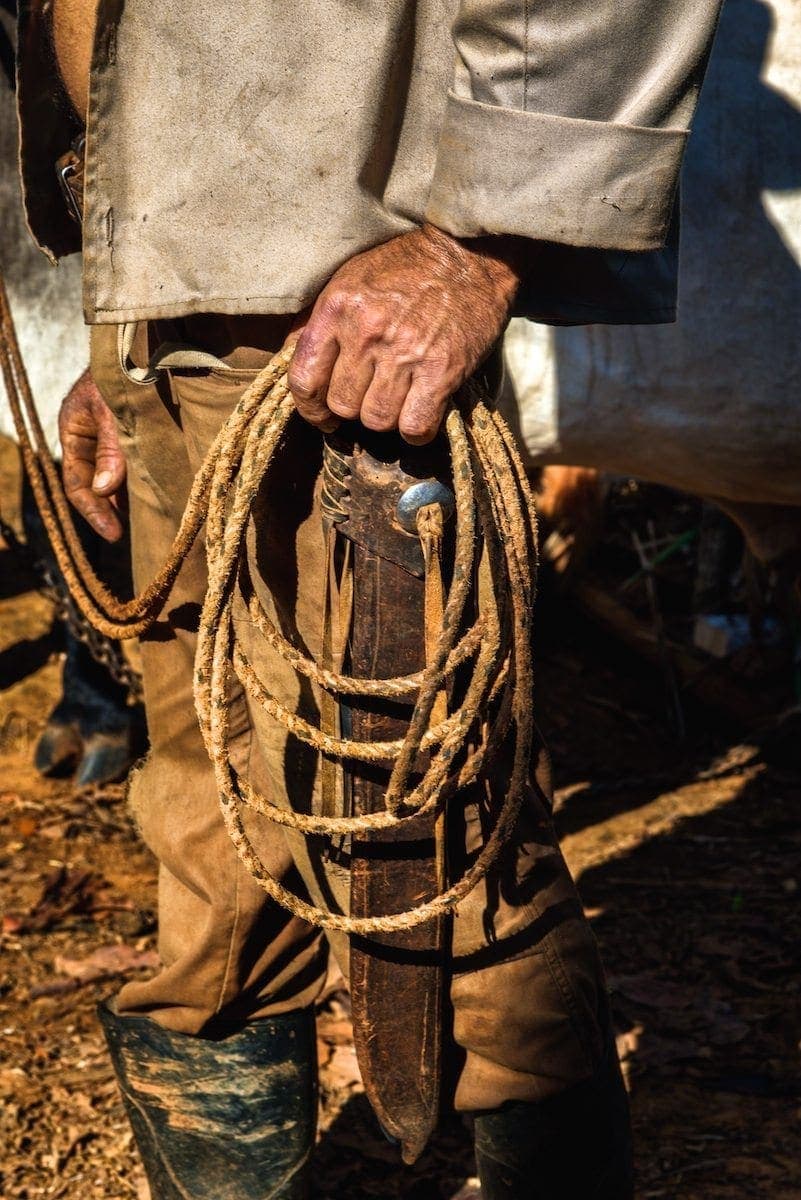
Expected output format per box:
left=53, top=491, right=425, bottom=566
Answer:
left=59, top=369, right=127, bottom=542
left=287, top=224, right=526, bottom=445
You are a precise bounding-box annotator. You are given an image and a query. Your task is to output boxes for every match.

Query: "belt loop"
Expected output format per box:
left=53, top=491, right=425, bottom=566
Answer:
left=117, top=322, right=158, bottom=384
left=117, top=322, right=236, bottom=386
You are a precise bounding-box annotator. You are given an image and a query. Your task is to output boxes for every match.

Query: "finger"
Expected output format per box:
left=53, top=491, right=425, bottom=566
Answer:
left=397, top=380, right=450, bottom=446
left=56, top=376, right=124, bottom=541
left=358, top=362, right=412, bottom=433
left=91, top=404, right=127, bottom=496
left=326, top=352, right=376, bottom=422
left=60, top=433, right=122, bottom=542
left=65, top=477, right=124, bottom=542
left=288, top=309, right=341, bottom=428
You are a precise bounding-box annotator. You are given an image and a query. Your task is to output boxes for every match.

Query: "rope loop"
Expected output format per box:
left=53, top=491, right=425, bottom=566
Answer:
left=1, top=271, right=539, bottom=936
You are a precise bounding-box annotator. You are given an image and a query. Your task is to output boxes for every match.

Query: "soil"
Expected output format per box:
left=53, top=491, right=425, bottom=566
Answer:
left=2, top=434, right=800, bottom=1199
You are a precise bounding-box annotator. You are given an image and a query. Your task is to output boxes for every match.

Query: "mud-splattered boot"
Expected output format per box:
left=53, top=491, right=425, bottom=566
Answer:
left=98, top=1000, right=317, bottom=1199
left=473, top=1033, right=633, bottom=1200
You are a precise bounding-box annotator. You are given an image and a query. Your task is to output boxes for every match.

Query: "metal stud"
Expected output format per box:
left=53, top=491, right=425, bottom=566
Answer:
left=395, top=480, right=455, bottom=533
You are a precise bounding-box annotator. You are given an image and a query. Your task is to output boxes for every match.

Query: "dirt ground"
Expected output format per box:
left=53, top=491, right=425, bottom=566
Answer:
left=2, top=436, right=800, bottom=1199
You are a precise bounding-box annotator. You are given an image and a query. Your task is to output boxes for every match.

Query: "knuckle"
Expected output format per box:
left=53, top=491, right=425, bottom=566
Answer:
left=70, top=494, right=93, bottom=519
left=362, top=414, right=396, bottom=433
left=321, top=288, right=348, bottom=318
left=296, top=408, right=323, bottom=427
left=287, top=363, right=315, bottom=399
left=297, top=404, right=332, bottom=428
left=340, top=288, right=366, bottom=314
left=400, top=413, right=433, bottom=436
left=358, top=308, right=387, bottom=341
left=289, top=381, right=315, bottom=406
left=94, top=457, right=117, bottom=478
left=413, top=355, right=452, bottom=383
left=327, top=391, right=360, bottom=419
left=289, top=383, right=323, bottom=413
left=400, top=400, right=444, bottom=444
left=331, top=289, right=386, bottom=343
left=360, top=401, right=397, bottom=432
left=401, top=424, right=437, bottom=445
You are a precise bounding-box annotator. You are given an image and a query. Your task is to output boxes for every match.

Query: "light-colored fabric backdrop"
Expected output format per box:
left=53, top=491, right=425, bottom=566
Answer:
left=503, top=0, right=801, bottom=506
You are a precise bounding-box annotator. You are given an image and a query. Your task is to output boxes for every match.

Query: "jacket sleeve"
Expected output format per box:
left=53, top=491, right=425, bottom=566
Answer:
left=424, top=0, right=724, bottom=251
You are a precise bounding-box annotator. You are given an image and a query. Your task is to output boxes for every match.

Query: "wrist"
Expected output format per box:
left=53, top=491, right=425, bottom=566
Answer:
left=420, top=222, right=535, bottom=305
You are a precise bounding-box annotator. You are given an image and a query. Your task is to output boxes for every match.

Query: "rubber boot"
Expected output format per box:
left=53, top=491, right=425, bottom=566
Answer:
left=474, top=1031, right=633, bottom=1200
left=98, top=1001, right=317, bottom=1199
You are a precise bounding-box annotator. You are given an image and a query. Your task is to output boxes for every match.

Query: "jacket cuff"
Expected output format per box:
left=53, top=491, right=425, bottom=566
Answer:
left=425, top=92, right=688, bottom=252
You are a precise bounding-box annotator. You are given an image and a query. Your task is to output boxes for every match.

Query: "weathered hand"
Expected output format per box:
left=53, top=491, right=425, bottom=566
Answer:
left=59, top=369, right=127, bottom=542
left=287, top=224, right=526, bottom=444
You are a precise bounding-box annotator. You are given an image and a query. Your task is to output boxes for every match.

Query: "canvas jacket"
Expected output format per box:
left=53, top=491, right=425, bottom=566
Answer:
left=17, top=0, right=723, bottom=327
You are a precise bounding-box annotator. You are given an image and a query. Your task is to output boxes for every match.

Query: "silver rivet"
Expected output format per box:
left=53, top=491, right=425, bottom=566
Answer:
left=395, top=480, right=455, bottom=532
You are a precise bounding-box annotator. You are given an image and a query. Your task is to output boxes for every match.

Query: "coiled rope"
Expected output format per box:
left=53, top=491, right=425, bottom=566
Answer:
left=0, top=273, right=538, bottom=936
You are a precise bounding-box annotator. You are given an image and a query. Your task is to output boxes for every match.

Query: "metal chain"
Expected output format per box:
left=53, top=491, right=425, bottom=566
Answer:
left=0, top=511, right=143, bottom=700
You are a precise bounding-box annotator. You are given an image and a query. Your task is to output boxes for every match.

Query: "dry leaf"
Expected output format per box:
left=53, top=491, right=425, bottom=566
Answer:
left=54, top=943, right=159, bottom=983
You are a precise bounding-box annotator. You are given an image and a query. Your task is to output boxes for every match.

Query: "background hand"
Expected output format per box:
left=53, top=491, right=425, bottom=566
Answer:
left=59, top=369, right=127, bottom=542
left=287, top=224, right=526, bottom=444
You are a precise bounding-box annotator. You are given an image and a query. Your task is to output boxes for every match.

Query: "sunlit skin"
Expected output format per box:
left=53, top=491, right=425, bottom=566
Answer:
left=59, top=369, right=127, bottom=543
left=52, top=8, right=529, bottom=539
left=286, top=225, right=526, bottom=443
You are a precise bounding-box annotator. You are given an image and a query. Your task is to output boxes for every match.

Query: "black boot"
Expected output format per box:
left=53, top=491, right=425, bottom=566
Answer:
left=99, top=1001, right=317, bottom=1199
left=474, top=1034, right=633, bottom=1200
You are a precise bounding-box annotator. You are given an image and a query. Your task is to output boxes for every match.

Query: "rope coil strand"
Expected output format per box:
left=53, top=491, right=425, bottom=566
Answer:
left=0, top=272, right=539, bottom=936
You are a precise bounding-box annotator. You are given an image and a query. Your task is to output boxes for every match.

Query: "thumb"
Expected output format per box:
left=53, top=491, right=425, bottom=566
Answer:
left=91, top=405, right=126, bottom=496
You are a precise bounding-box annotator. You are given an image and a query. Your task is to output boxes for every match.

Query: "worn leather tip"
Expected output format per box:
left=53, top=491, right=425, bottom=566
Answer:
left=401, top=1134, right=429, bottom=1166
left=364, top=1068, right=438, bottom=1165
left=376, top=1113, right=432, bottom=1165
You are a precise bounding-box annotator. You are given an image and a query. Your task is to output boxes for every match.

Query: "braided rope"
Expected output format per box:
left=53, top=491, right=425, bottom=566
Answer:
left=0, top=271, right=291, bottom=637
left=1, top=272, right=539, bottom=936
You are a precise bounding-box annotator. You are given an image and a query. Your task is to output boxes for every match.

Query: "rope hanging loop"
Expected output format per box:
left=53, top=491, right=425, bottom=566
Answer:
left=194, top=373, right=540, bottom=936
left=0, top=269, right=539, bottom=937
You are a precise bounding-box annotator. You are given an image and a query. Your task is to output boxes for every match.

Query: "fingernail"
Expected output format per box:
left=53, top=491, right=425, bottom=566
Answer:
left=93, top=471, right=112, bottom=490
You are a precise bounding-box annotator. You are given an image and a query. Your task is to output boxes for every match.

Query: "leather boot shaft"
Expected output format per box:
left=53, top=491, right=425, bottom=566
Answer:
left=99, top=1001, right=317, bottom=1199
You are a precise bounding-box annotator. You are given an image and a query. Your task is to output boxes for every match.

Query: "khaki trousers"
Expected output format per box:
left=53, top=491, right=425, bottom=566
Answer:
left=91, top=321, right=613, bottom=1113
